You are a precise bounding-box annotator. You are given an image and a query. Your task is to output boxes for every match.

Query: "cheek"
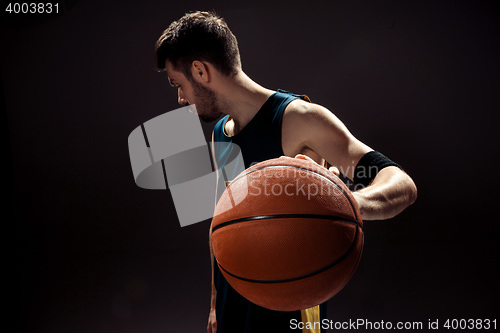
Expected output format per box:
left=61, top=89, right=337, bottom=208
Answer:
left=183, top=86, right=193, bottom=100
left=185, top=92, right=194, bottom=105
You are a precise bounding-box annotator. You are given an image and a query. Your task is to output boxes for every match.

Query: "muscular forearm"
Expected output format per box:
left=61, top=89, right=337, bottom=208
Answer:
left=352, top=166, right=417, bottom=220
left=210, top=252, right=217, bottom=308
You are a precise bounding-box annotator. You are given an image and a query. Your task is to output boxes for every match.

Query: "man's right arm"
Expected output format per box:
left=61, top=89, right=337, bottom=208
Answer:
left=207, top=242, right=217, bottom=333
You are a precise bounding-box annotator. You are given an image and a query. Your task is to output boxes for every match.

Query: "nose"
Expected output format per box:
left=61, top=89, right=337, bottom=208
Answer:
left=178, top=87, right=188, bottom=105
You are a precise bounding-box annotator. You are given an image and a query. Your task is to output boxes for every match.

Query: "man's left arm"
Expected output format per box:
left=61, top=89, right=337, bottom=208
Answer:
left=351, top=166, right=417, bottom=220
left=284, top=100, right=417, bottom=221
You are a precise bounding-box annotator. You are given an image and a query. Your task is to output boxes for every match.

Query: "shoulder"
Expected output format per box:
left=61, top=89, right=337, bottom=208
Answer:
left=282, top=97, right=371, bottom=158
left=285, top=97, right=336, bottom=117
left=281, top=98, right=344, bottom=158
left=283, top=98, right=339, bottom=130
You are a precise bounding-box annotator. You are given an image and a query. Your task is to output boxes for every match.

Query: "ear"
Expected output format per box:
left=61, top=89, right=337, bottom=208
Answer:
left=191, top=60, right=210, bottom=83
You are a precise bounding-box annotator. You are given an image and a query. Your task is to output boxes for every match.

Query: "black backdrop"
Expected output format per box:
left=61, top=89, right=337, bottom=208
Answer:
left=3, top=0, right=499, bottom=332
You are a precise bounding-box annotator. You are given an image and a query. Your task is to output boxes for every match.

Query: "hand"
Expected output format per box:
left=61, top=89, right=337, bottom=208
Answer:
left=292, top=154, right=362, bottom=213
left=289, top=154, right=340, bottom=176
left=207, top=307, right=217, bottom=333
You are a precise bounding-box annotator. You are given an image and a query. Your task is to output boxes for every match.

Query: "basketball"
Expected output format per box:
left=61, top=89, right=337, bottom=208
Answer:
left=211, top=156, right=364, bottom=311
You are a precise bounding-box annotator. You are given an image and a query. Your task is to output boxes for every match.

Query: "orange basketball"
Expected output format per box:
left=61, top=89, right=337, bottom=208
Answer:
left=211, top=157, right=364, bottom=311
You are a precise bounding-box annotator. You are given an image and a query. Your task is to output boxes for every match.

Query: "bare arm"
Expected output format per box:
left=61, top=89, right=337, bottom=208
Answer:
left=207, top=132, right=217, bottom=333
left=352, top=166, right=417, bottom=220
left=207, top=237, right=217, bottom=332
left=283, top=100, right=417, bottom=220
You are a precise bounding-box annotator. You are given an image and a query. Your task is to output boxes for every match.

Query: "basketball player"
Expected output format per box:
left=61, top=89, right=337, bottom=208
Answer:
left=155, top=11, right=417, bottom=333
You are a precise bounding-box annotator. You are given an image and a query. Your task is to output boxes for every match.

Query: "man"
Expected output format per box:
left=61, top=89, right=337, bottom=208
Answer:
left=155, top=11, right=417, bottom=333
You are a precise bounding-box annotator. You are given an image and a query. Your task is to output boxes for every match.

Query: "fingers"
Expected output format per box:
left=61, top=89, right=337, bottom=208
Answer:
left=280, top=155, right=340, bottom=177
left=293, top=154, right=315, bottom=162
left=329, top=166, right=340, bottom=176
left=207, top=312, right=216, bottom=333
left=279, top=154, right=314, bottom=162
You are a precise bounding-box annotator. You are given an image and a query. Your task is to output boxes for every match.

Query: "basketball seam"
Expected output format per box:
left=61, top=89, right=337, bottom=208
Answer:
left=211, top=213, right=362, bottom=233
left=217, top=225, right=361, bottom=284
left=214, top=163, right=363, bottom=286
left=225, top=165, right=361, bottom=222
left=324, top=233, right=364, bottom=300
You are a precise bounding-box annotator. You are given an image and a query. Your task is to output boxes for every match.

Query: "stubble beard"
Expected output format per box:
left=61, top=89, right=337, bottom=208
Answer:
left=192, top=81, right=223, bottom=122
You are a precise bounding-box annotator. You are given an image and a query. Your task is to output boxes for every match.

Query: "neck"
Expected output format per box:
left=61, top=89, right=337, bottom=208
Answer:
left=214, top=70, right=274, bottom=135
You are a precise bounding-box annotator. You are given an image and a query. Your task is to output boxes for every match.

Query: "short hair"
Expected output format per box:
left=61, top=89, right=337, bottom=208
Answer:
left=155, top=11, right=241, bottom=78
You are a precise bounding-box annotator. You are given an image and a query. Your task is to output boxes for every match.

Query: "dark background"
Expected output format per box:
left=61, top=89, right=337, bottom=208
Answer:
left=2, top=0, right=498, bottom=332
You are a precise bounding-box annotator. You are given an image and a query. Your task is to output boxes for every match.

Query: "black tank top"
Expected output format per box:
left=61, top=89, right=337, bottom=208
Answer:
left=211, top=90, right=327, bottom=333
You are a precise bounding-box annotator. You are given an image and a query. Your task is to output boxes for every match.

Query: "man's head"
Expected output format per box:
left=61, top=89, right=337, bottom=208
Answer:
left=155, top=11, right=241, bottom=79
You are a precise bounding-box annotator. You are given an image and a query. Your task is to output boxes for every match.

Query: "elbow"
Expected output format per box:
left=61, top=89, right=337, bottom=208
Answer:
left=405, top=175, right=418, bottom=206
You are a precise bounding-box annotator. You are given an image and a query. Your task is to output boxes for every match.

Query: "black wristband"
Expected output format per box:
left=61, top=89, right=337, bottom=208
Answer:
left=353, top=151, right=402, bottom=187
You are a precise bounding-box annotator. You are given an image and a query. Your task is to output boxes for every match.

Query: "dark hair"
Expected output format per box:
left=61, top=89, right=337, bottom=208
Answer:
left=155, top=11, right=241, bottom=78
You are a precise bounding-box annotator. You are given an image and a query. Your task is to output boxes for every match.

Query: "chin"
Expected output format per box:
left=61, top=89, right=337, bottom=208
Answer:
left=200, top=113, right=221, bottom=123
left=199, top=111, right=222, bottom=122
